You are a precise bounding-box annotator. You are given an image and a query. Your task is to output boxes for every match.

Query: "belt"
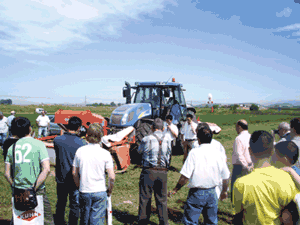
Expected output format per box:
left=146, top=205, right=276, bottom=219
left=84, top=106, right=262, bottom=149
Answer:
left=143, top=167, right=168, bottom=171
left=186, top=139, right=196, bottom=142
left=190, top=186, right=216, bottom=190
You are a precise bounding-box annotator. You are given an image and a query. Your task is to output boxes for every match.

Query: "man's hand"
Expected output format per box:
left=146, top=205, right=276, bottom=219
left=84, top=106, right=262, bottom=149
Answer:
left=247, top=164, right=254, bottom=172
left=220, top=191, right=228, bottom=201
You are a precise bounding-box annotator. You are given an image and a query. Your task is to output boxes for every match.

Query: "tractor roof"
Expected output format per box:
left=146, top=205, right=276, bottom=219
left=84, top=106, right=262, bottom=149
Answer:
left=133, top=81, right=183, bottom=88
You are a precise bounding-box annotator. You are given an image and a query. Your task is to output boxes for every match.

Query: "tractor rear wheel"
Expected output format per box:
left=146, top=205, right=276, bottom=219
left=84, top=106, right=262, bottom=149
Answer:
left=130, top=120, right=153, bottom=165
left=135, top=121, right=153, bottom=145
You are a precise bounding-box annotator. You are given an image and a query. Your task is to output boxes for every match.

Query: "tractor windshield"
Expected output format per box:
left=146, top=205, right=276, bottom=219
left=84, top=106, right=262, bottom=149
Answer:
left=134, top=86, right=162, bottom=108
left=134, top=85, right=186, bottom=106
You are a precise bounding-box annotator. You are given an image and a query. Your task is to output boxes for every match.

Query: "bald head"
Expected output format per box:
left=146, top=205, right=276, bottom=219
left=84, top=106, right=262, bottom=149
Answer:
left=236, top=119, right=248, bottom=134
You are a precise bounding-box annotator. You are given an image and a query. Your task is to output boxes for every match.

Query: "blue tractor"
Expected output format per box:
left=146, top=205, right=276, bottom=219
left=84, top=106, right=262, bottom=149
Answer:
left=108, top=78, right=196, bottom=150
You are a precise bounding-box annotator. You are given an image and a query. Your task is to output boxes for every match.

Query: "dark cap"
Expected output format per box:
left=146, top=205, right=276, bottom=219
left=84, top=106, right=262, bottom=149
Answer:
left=153, top=118, right=164, bottom=130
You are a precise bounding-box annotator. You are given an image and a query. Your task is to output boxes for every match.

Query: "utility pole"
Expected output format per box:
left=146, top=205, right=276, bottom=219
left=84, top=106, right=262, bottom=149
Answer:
left=85, top=96, right=87, bottom=106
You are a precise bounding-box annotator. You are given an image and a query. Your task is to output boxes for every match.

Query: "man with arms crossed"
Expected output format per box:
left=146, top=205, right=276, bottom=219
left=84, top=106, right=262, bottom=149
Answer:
left=4, top=117, right=54, bottom=225
left=73, top=123, right=115, bottom=225
left=53, top=116, right=86, bottom=225
left=36, top=110, right=50, bottom=138
left=169, top=123, right=230, bottom=225
left=233, top=131, right=300, bottom=224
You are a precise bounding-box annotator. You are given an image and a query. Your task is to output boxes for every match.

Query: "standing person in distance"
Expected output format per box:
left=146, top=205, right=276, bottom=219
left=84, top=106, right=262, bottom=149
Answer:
left=231, top=119, right=253, bottom=201
left=164, top=114, right=179, bottom=145
left=36, top=110, right=50, bottom=138
left=53, top=116, right=87, bottom=225
left=0, top=111, right=9, bottom=149
left=73, top=123, right=115, bottom=225
left=181, top=114, right=198, bottom=163
left=7, top=111, right=16, bottom=138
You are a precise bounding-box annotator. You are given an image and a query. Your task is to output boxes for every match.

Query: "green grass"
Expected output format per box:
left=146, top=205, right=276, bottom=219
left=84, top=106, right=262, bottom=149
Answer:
left=0, top=105, right=299, bottom=224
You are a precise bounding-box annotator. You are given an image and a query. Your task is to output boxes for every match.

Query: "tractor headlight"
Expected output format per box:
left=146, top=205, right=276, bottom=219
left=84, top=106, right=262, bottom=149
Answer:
left=121, top=114, right=128, bottom=125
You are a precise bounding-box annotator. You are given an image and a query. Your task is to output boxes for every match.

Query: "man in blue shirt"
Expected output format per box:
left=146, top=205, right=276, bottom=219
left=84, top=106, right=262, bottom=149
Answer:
left=137, top=118, right=172, bottom=225
left=53, top=117, right=86, bottom=225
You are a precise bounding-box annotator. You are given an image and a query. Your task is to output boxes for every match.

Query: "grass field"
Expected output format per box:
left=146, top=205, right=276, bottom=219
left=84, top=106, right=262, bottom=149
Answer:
left=0, top=105, right=300, bottom=224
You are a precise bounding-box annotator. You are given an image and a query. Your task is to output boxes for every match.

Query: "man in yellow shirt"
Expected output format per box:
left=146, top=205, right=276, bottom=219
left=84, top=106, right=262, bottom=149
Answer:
left=233, top=131, right=300, bottom=225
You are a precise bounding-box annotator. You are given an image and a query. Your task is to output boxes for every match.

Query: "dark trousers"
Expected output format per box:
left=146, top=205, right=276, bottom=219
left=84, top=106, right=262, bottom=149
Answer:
left=138, top=168, right=169, bottom=225
left=56, top=182, right=80, bottom=225
left=231, top=165, right=248, bottom=202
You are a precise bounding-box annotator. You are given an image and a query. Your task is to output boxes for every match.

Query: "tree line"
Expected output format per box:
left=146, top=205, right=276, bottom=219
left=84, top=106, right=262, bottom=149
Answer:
left=0, top=99, right=12, bottom=105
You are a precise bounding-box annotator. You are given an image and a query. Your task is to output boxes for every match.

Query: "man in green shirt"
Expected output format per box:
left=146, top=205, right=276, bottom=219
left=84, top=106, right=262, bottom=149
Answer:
left=4, top=117, right=54, bottom=225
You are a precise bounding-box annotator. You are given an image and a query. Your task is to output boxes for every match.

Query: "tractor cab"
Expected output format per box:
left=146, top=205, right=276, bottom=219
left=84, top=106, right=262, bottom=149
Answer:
left=122, top=80, right=188, bottom=123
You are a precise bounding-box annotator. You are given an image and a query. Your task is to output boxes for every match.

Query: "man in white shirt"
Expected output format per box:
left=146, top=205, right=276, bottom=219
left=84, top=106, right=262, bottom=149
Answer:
left=73, top=123, right=115, bottom=225
left=7, top=110, right=15, bottom=137
left=0, top=111, right=9, bottom=148
left=181, top=114, right=198, bottom=163
left=164, top=114, right=179, bottom=142
left=169, top=123, right=230, bottom=225
left=231, top=119, right=253, bottom=202
left=36, top=110, right=50, bottom=138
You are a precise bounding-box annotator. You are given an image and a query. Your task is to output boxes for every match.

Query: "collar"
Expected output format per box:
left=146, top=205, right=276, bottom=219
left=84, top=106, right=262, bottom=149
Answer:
left=239, top=130, right=249, bottom=135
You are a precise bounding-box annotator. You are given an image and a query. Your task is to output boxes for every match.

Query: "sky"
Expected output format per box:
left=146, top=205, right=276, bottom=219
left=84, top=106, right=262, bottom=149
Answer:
left=1, top=0, right=300, bottom=105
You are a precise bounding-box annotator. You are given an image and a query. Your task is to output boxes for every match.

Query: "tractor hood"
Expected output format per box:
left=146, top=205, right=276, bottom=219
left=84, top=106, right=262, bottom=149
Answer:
left=110, top=103, right=152, bottom=127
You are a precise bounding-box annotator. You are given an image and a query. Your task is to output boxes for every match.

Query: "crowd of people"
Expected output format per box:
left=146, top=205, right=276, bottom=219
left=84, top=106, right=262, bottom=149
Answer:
left=1, top=109, right=300, bottom=225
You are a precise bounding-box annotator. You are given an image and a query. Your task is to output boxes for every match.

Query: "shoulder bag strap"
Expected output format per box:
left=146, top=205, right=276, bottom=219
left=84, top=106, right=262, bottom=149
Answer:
left=12, top=142, right=16, bottom=195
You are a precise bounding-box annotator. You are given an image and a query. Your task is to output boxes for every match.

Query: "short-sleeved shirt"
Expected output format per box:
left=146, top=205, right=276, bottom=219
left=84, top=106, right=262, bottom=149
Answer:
left=181, top=121, right=197, bottom=140
left=7, top=115, right=15, bottom=127
left=5, top=137, right=49, bottom=189
left=36, top=115, right=50, bottom=127
left=73, top=143, right=114, bottom=193
left=137, top=130, right=172, bottom=168
left=233, top=166, right=300, bottom=225
left=180, top=143, right=230, bottom=189
left=163, top=123, right=178, bottom=141
left=53, top=132, right=86, bottom=183
left=0, top=116, right=8, bottom=133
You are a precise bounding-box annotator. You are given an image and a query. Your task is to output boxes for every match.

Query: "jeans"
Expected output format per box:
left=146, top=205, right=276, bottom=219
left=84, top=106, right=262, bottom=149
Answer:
left=183, top=188, right=218, bottom=225
left=0, top=132, right=7, bottom=147
left=38, top=127, right=48, bottom=138
left=56, top=183, right=80, bottom=225
left=79, top=191, right=107, bottom=225
left=231, top=165, right=248, bottom=202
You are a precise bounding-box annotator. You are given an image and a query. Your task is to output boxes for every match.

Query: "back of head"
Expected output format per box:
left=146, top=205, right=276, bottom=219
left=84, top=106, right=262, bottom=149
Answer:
left=86, top=123, right=103, bottom=143
left=278, top=122, right=290, bottom=132
left=153, top=118, right=163, bottom=130
left=275, top=141, right=299, bottom=165
left=67, top=116, right=82, bottom=131
left=237, top=119, right=248, bottom=130
left=166, top=114, right=173, bottom=121
left=14, top=117, right=31, bottom=138
left=10, top=118, right=18, bottom=136
left=291, top=118, right=300, bottom=135
left=250, top=131, right=273, bottom=158
left=197, top=122, right=212, bottom=144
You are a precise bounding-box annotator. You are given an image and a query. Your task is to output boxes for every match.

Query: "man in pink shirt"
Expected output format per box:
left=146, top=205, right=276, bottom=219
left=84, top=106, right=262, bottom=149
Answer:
left=230, top=119, right=253, bottom=202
